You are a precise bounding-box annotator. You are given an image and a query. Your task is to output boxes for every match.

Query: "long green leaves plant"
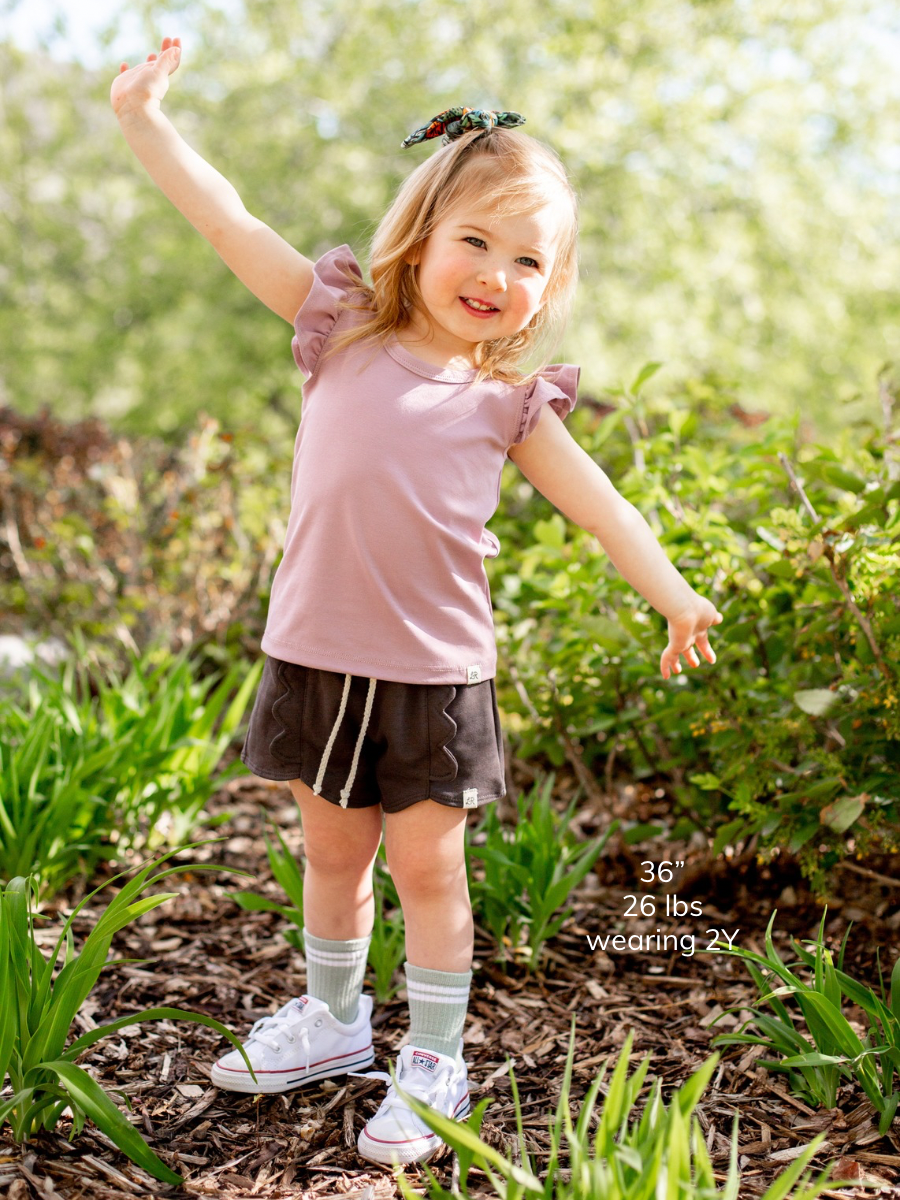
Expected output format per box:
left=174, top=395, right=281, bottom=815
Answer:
left=0, top=644, right=261, bottom=895
left=467, top=776, right=617, bottom=970
left=395, top=1024, right=848, bottom=1199
left=710, top=911, right=900, bottom=1134
left=0, top=846, right=256, bottom=1186
left=229, top=819, right=306, bottom=949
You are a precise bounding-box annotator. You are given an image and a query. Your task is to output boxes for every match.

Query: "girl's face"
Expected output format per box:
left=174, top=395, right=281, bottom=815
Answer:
left=405, top=199, right=559, bottom=365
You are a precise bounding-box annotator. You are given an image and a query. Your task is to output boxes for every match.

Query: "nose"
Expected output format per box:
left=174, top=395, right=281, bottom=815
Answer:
left=476, top=261, right=507, bottom=291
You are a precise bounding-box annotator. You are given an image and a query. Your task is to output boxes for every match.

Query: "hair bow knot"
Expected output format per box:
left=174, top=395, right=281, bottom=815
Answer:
left=401, top=106, right=526, bottom=148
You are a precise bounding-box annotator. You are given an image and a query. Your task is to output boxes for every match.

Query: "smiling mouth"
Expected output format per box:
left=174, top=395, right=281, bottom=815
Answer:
left=461, top=297, right=499, bottom=314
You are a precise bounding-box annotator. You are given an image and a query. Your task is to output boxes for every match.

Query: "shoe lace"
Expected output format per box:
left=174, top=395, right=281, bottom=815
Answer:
left=248, top=1014, right=312, bottom=1072
left=351, top=1065, right=453, bottom=1116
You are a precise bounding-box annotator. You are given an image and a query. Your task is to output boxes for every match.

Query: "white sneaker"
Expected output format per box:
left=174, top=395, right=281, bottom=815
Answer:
left=356, top=1041, right=470, bottom=1166
left=210, top=994, right=374, bottom=1093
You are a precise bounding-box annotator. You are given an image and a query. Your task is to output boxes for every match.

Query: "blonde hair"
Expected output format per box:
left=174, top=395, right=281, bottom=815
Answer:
left=328, top=128, right=579, bottom=383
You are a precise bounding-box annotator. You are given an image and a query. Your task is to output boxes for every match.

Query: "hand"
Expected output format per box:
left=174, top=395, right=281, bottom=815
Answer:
left=110, top=36, right=182, bottom=119
left=660, top=597, right=723, bottom=680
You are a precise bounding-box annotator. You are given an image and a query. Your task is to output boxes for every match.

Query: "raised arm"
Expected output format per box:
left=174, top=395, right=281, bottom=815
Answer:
left=508, top=405, right=723, bottom=679
left=111, top=38, right=314, bottom=323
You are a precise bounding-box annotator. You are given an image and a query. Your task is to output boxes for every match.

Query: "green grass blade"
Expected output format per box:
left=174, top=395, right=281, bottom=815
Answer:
left=61, top=1007, right=257, bottom=1081
left=265, top=824, right=305, bottom=911
left=42, top=1061, right=181, bottom=1185
left=756, top=1132, right=840, bottom=1200
left=391, top=1079, right=541, bottom=1191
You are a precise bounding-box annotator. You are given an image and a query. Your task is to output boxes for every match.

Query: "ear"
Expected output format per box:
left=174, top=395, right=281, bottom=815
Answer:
left=404, top=242, right=422, bottom=267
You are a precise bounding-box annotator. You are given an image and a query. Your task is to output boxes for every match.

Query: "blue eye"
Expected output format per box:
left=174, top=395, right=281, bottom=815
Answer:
left=517, top=257, right=540, bottom=269
left=464, top=236, right=486, bottom=248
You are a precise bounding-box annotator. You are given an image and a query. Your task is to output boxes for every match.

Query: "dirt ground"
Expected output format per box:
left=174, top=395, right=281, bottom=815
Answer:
left=2, top=766, right=900, bottom=1200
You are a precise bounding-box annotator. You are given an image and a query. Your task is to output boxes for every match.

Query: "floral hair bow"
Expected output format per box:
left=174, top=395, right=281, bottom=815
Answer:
left=401, top=106, right=526, bottom=148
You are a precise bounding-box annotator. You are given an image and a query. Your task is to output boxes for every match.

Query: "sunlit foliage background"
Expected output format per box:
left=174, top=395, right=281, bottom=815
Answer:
left=2, top=0, right=899, bottom=438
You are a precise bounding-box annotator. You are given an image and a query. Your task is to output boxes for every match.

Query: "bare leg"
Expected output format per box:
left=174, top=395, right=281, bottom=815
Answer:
left=288, top=779, right=383, bottom=941
left=383, top=801, right=472, bottom=972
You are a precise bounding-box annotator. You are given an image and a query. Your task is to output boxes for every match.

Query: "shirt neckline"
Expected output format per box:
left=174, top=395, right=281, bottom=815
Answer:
left=385, top=336, right=479, bottom=383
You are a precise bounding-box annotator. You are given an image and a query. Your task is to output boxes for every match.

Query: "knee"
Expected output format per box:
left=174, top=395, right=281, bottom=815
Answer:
left=389, top=855, right=468, bottom=905
left=303, top=830, right=380, bottom=879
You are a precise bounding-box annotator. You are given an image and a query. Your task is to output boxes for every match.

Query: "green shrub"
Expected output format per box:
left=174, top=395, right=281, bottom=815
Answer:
left=395, top=1023, right=845, bottom=1199
left=711, top=911, right=900, bottom=1134
left=467, top=776, right=616, bottom=970
left=0, top=849, right=255, bottom=1185
left=0, top=407, right=288, bottom=661
left=0, top=644, right=260, bottom=896
left=490, top=369, right=900, bottom=889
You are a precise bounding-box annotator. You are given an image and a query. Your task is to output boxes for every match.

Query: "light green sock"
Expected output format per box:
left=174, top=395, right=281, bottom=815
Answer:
left=404, top=961, right=472, bottom=1058
left=302, top=930, right=370, bottom=1024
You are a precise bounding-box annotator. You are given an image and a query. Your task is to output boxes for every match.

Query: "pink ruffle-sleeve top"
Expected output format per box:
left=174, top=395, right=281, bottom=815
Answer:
left=260, top=246, right=580, bottom=685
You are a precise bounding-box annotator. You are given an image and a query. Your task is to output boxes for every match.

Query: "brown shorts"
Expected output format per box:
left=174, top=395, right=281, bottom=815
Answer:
left=240, top=657, right=506, bottom=813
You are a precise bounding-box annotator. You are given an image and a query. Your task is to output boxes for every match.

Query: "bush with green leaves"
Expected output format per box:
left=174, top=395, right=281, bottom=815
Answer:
left=0, top=642, right=260, bottom=896
left=711, top=911, right=900, bottom=1134
left=395, top=1024, right=845, bottom=1200
left=467, top=775, right=617, bottom=971
left=490, top=368, right=900, bottom=889
left=0, top=849, right=255, bottom=1186
left=1, top=407, right=289, bottom=660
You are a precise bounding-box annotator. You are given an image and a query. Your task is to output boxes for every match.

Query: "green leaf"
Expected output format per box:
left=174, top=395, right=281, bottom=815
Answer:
left=793, top=689, right=838, bottom=716
left=819, top=794, right=866, bottom=834
left=62, top=1007, right=257, bottom=1081
left=757, top=1133, right=831, bottom=1200
left=689, top=773, right=722, bottom=790
left=818, top=464, right=867, bottom=493
left=41, top=1061, right=181, bottom=1184
left=630, top=361, right=663, bottom=393
left=393, top=1079, right=541, bottom=1189
left=534, top=515, right=566, bottom=549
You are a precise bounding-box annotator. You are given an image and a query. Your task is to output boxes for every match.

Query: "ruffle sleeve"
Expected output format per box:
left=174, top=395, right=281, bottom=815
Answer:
left=512, top=362, right=581, bottom=445
left=291, top=245, right=363, bottom=379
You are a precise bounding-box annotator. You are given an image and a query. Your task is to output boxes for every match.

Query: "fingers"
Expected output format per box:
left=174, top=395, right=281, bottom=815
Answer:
left=693, top=630, right=716, bottom=664
left=119, top=38, right=180, bottom=73
left=661, top=639, right=716, bottom=680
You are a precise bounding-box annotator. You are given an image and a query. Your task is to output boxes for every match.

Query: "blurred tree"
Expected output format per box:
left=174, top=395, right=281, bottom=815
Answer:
left=1, top=0, right=899, bottom=437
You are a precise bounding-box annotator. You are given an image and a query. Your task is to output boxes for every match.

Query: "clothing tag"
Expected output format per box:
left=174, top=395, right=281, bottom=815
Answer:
left=411, top=1050, right=440, bottom=1073
left=466, top=664, right=481, bottom=685
left=292, top=997, right=309, bottom=1012
left=463, top=788, right=479, bottom=809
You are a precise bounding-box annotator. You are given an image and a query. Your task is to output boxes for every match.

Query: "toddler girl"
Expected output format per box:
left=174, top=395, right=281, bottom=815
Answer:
left=111, top=38, right=722, bottom=1168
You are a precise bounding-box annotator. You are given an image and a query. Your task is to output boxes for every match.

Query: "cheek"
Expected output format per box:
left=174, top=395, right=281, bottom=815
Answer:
left=436, top=249, right=473, bottom=285
left=516, top=279, right=549, bottom=315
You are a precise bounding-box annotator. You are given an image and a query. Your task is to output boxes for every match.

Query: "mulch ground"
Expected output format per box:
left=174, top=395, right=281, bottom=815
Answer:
left=2, top=765, right=900, bottom=1200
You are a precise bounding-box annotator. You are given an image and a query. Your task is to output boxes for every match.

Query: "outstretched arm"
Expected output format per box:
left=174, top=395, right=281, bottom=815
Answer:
left=111, top=38, right=314, bottom=323
left=507, top=405, right=723, bottom=680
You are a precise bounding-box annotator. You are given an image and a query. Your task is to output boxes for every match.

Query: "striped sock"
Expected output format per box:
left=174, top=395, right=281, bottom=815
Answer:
left=404, top=961, right=472, bottom=1059
left=302, top=930, right=371, bottom=1024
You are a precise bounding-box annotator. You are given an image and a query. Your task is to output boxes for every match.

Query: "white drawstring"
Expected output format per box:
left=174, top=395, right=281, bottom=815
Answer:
left=312, top=673, right=353, bottom=796
left=312, top=674, right=378, bottom=807
left=340, top=677, right=377, bottom=808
